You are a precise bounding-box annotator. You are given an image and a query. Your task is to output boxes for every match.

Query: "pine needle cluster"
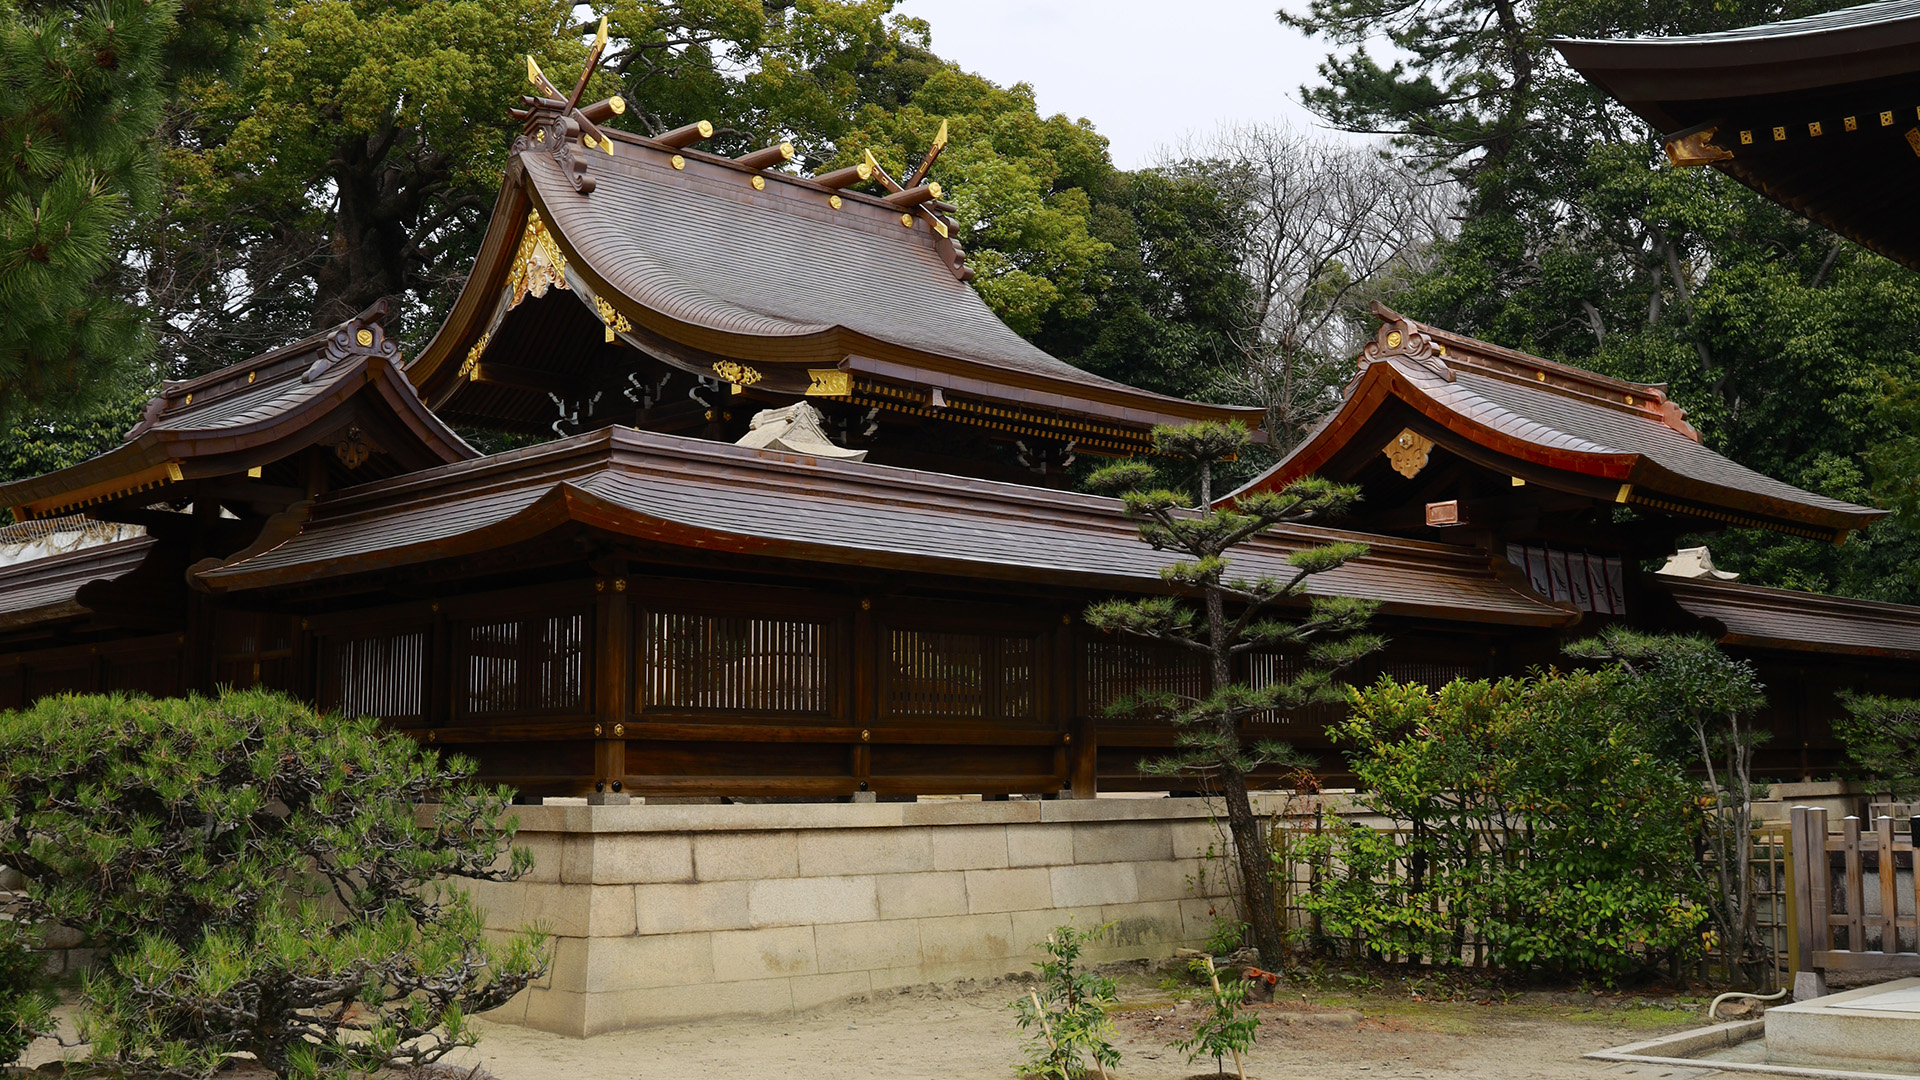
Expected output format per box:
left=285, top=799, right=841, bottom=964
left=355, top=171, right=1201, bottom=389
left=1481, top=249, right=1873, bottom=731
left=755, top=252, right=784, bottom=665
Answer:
left=0, top=689, right=547, bottom=1078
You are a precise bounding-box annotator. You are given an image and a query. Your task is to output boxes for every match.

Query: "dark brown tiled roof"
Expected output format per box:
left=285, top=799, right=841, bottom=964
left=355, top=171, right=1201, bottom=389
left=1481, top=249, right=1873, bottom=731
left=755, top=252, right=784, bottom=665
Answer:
left=408, top=130, right=1261, bottom=434
left=1, top=305, right=475, bottom=521
left=1236, top=308, right=1884, bottom=539
left=196, top=426, right=1575, bottom=627
left=0, top=537, right=155, bottom=630
left=1660, top=576, right=1920, bottom=659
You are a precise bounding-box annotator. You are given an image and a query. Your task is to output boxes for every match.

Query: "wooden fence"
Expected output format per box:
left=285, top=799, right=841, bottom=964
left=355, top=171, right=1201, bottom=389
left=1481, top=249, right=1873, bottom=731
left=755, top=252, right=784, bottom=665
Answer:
left=1273, top=819, right=1794, bottom=981
left=1788, top=805, right=1920, bottom=992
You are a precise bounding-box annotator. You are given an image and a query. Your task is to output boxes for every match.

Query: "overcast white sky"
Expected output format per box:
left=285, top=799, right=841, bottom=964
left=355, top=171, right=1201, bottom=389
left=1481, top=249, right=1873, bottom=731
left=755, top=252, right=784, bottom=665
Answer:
left=894, top=0, right=1362, bottom=169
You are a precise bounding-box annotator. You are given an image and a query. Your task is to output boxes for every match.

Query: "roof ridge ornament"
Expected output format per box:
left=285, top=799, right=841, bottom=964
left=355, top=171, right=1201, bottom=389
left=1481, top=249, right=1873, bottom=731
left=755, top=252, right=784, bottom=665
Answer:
left=859, top=127, right=973, bottom=283
left=511, top=16, right=622, bottom=194
left=303, top=300, right=397, bottom=382
left=1363, top=302, right=1453, bottom=382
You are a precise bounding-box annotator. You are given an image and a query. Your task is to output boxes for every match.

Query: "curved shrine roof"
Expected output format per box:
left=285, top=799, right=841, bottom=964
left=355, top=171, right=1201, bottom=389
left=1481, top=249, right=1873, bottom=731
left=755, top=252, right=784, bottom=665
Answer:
left=1233, top=307, right=1883, bottom=540
left=408, top=121, right=1260, bottom=436
left=193, top=425, right=1574, bottom=628
left=1555, top=0, right=1920, bottom=268
left=0, top=304, right=476, bottom=522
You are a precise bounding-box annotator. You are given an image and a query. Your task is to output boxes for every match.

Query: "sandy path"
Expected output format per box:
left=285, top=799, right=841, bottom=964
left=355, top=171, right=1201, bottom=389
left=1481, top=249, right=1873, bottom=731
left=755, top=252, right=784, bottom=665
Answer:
left=439, top=980, right=1709, bottom=1080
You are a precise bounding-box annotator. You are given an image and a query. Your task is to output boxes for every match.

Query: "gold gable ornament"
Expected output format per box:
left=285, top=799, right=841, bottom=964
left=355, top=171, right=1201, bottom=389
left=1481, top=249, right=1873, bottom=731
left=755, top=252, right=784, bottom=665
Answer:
left=507, top=210, right=569, bottom=307
left=1383, top=428, right=1434, bottom=479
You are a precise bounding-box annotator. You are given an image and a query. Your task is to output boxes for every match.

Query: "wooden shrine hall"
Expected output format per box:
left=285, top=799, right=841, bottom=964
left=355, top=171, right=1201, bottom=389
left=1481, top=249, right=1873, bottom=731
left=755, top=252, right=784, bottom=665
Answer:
left=2, top=68, right=1918, bottom=799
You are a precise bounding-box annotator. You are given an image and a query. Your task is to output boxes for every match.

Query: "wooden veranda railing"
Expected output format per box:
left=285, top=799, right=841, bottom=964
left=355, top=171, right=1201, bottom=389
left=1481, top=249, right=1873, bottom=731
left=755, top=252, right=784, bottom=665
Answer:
left=1789, top=805, right=1920, bottom=994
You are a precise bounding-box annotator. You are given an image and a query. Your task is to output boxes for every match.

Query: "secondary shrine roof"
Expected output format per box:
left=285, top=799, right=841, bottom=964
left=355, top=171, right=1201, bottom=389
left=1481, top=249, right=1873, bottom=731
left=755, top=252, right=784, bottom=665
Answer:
left=1660, top=576, right=1920, bottom=659
left=1556, top=0, right=1920, bottom=267
left=192, top=425, right=1574, bottom=627
left=1233, top=306, right=1884, bottom=541
left=407, top=109, right=1260, bottom=446
left=0, top=304, right=476, bottom=523
left=0, top=534, right=155, bottom=630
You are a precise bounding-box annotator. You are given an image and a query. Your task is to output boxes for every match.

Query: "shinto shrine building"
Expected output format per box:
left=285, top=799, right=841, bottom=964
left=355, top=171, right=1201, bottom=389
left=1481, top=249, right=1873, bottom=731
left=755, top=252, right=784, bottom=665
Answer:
left=0, top=39, right=1917, bottom=1028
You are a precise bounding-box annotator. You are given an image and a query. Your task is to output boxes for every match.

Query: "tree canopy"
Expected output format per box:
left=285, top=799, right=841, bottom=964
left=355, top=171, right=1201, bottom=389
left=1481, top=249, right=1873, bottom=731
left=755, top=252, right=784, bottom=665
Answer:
left=0, top=0, right=266, bottom=423
left=1283, top=0, right=1920, bottom=601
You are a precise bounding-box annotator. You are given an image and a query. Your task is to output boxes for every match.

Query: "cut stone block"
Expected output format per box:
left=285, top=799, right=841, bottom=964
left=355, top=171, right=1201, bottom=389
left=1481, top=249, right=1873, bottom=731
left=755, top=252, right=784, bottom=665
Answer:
left=1765, top=977, right=1920, bottom=1066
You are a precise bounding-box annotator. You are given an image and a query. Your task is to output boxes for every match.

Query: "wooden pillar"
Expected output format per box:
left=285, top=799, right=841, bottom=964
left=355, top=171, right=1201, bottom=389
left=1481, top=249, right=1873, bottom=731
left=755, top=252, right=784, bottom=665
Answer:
left=424, top=602, right=451, bottom=730
left=852, top=596, right=874, bottom=796
left=1059, top=613, right=1096, bottom=798
left=592, top=563, right=631, bottom=796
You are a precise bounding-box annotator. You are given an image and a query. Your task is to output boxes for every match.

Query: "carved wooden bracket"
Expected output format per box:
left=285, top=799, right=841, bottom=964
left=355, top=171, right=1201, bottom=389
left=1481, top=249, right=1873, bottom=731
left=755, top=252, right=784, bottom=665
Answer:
left=1383, top=428, right=1434, bottom=479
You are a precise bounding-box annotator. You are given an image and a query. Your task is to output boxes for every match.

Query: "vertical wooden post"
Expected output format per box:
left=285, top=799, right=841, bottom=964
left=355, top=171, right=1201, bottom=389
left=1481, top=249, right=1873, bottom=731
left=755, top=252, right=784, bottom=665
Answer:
left=1877, top=815, right=1898, bottom=955
left=1792, top=805, right=1829, bottom=999
left=1784, top=810, right=1803, bottom=984
left=426, top=602, right=450, bottom=731
left=1808, top=807, right=1832, bottom=956
left=1843, top=815, right=1864, bottom=952
left=1911, top=817, right=1920, bottom=956
left=592, top=563, right=631, bottom=799
left=851, top=597, right=874, bottom=797
left=1069, top=716, right=1099, bottom=799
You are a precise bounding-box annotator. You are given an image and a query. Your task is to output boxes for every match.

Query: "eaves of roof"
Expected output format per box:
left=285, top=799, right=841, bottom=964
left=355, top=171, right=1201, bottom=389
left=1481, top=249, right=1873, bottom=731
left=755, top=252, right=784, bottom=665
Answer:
left=1659, top=574, right=1920, bottom=659
left=1, top=311, right=476, bottom=522
left=1231, top=312, right=1883, bottom=540
left=0, top=536, right=156, bottom=630
left=192, top=424, right=1575, bottom=629
left=1553, top=0, right=1920, bottom=117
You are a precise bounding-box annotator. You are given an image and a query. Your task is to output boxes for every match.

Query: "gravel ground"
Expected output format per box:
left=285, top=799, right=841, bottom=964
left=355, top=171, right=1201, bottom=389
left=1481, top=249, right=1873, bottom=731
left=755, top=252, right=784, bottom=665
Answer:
left=427, top=976, right=1720, bottom=1080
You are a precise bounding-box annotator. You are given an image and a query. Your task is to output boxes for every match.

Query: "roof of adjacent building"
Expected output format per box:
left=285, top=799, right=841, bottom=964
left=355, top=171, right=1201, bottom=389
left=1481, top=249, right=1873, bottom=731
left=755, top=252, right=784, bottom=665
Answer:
left=0, top=536, right=155, bottom=630
left=0, top=303, right=476, bottom=522
left=1233, top=306, right=1884, bottom=540
left=192, top=424, right=1577, bottom=627
left=1659, top=575, right=1920, bottom=659
left=406, top=116, right=1261, bottom=440
left=1555, top=0, right=1920, bottom=268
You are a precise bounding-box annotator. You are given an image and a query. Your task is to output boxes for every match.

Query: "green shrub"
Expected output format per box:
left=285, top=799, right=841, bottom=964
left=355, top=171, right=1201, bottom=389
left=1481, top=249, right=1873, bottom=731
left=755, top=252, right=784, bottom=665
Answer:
left=0, top=918, right=54, bottom=1065
left=1836, top=693, right=1920, bottom=801
left=1173, top=956, right=1258, bottom=1079
left=1298, top=672, right=1711, bottom=981
left=1011, top=922, right=1121, bottom=1079
left=0, top=689, right=548, bottom=1079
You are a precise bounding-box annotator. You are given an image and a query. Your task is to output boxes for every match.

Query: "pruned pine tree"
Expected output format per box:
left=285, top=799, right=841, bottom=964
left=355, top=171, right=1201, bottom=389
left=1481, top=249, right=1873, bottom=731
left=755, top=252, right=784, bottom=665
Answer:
left=1084, top=421, right=1383, bottom=970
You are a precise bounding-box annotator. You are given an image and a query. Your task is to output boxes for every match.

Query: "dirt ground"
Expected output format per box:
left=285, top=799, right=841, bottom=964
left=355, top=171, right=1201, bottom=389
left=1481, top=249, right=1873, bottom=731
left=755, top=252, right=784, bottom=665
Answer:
left=431, top=974, right=1724, bottom=1080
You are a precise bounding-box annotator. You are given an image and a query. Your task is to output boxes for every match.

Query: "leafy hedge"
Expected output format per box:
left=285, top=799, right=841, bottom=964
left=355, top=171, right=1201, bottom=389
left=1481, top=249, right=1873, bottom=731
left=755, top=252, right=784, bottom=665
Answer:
left=1294, top=671, right=1712, bottom=981
left=0, top=689, right=547, bottom=1077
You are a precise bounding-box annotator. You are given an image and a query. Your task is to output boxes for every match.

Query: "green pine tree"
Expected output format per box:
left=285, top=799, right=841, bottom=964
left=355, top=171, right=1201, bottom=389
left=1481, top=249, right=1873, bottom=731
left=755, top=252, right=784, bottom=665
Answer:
left=0, top=0, right=263, bottom=422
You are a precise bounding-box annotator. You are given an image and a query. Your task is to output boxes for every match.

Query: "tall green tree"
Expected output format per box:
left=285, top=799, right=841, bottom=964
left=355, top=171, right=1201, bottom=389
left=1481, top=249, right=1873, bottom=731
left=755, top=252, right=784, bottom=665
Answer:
left=150, top=0, right=949, bottom=374
left=1282, top=0, right=1920, bottom=601
left=1032, top=161, right=1253, bottom=399
left=0, top=0, right=264, bottom=422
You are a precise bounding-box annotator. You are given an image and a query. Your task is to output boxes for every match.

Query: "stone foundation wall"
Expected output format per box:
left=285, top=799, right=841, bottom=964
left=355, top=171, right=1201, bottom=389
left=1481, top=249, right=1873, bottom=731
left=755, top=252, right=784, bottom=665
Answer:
left=470, top=797, right=1248, bottom=1036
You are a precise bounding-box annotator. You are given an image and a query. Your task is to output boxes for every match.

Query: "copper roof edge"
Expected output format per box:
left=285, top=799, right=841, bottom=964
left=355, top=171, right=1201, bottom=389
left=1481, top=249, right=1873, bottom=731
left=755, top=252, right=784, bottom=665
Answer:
left=0, top=321, right=474, bottom=518
left=0, top=534, right=156, bottom=584
left=275, top=422, right=1504, bottom=565
left=1658, top=574, right=1920, bottom=618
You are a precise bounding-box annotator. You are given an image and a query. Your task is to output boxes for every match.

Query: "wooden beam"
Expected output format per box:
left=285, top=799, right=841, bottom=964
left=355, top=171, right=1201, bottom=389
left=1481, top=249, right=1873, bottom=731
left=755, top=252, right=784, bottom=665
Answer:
left=470, top=363, right=589, bottom=398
